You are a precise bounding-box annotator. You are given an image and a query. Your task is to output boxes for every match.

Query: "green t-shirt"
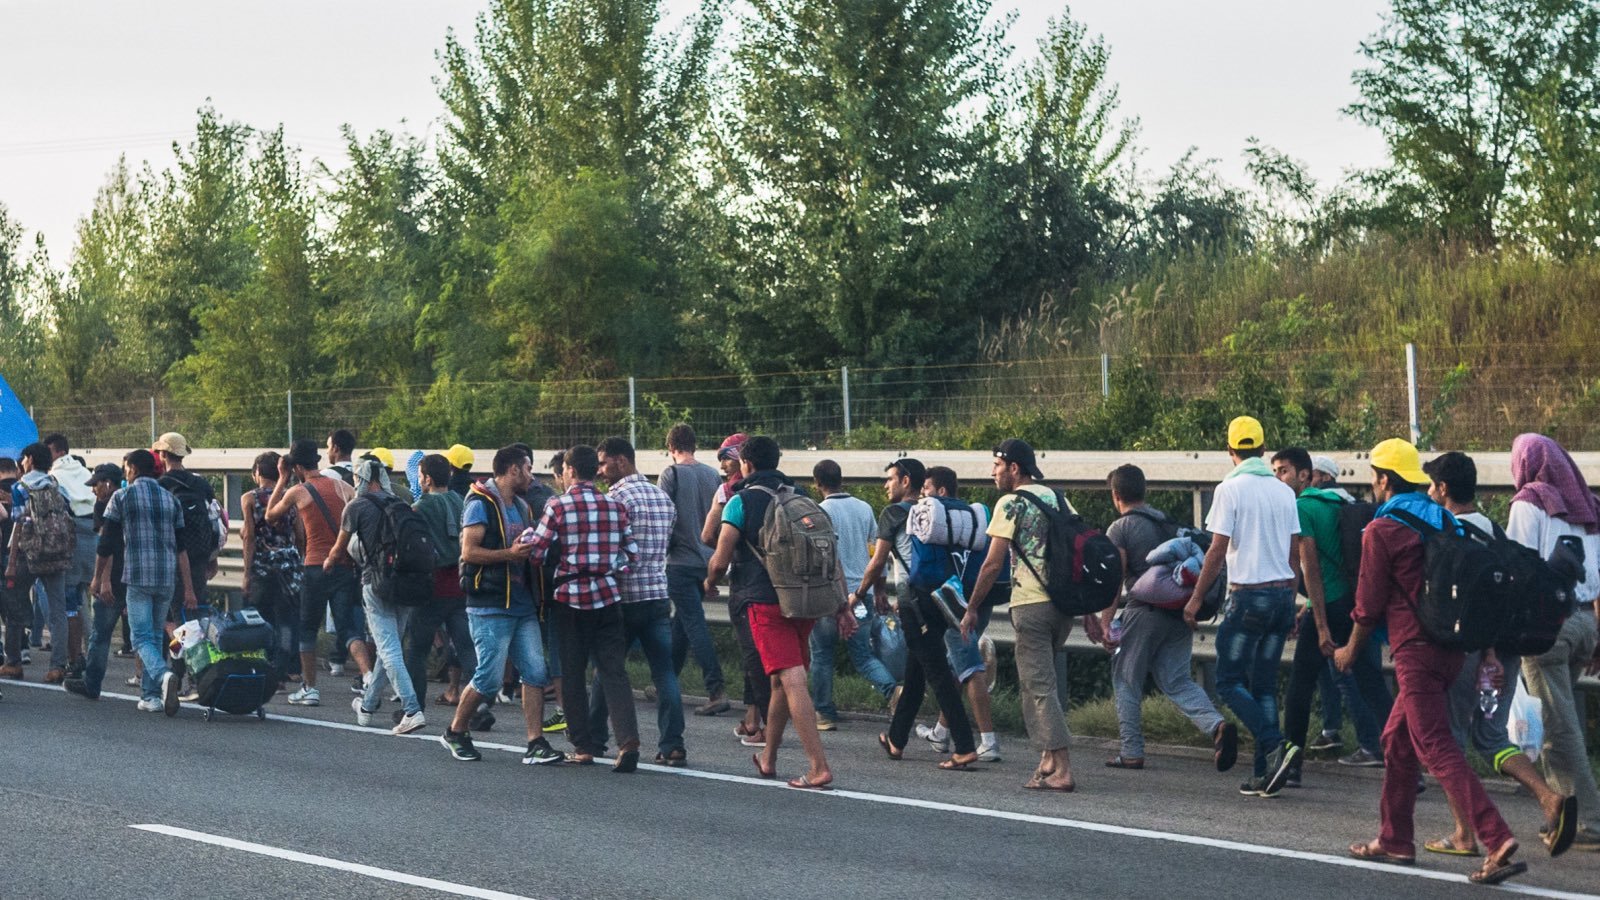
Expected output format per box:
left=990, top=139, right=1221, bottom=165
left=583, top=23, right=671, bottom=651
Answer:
left=413, top=490, right=464, bottom=570
left=1296, top=486, right=1350, bottom=606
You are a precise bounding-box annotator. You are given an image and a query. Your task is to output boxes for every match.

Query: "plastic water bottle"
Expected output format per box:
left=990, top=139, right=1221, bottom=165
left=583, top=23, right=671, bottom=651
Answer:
left=1477, top=659, right=1502, bottom=717
left=1109, top=618, right=1124, bottom=645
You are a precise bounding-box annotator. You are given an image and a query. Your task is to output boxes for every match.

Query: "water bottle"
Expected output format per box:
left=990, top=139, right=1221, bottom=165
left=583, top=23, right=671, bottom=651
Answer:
left=1476, top=659, right=1502, bottom=717
left=1108, top=617, right=1124, bottom=645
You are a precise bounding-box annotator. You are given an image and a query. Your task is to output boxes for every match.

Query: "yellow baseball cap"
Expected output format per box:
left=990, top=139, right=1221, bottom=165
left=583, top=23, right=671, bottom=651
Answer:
left=365, top=447, right=396, bottom=470
left=1370, top=438, right=1429, bottom=485
left=445, top=444, right=474, bottom=469
left=1227, top=416, right=1264, bottom=451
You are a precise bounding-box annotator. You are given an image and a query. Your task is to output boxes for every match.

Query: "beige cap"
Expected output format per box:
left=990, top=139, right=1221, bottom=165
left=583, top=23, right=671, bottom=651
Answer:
left=153, top=432, right=192, bottom=457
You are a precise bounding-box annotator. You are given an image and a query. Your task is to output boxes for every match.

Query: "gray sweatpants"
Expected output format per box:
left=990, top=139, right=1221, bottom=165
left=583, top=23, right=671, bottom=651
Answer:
left=1011, top=601, right=1073, bottom=752
left=1112, top=603, right=1224, bottom=759
left=1520, top=610, right=1600, bottom=834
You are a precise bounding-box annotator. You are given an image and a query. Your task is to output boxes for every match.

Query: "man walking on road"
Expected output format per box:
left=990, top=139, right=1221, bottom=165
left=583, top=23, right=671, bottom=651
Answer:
left=1185, top=416, right=1302, bottom=798
left=67, top=463, right=130, bottom=700
left=1337, top=439, right=1527, bottom=886
left=657, top=424, right=727, bottom=716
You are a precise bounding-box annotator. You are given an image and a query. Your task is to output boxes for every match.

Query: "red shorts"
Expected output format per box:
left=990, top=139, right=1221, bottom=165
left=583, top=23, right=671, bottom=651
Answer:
left=747, top=603, right=813, bottom=675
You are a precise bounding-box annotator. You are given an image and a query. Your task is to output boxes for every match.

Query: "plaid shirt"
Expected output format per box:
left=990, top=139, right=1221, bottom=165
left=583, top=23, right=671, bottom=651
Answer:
left=103, top=476, right=184, bottom=588
left=607, top=474, right=675, bottom=603
left=525, top=480, right=637, bottom=610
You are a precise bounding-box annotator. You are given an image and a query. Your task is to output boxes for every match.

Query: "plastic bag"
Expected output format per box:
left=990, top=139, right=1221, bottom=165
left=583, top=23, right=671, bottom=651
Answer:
left=873, top=613, right=907, bottom=682
left=1507, top=676, right=1544, bottom=762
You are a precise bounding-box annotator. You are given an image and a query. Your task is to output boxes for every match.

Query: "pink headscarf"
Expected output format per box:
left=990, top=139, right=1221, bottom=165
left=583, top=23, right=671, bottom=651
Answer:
left=1511, top=433, right=1600, bottom=534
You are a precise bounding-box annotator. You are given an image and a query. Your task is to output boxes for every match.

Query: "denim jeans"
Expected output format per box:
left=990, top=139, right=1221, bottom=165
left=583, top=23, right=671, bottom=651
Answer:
left=125, top=583, right=173, bottom=701
left=82, top=595, right=124, bottom=696
left=359, top=585, right=421, bottom=716
left=404, top=596, right=474, bottom=712
left=1112, top=603, right=1224, bottom=759
left=466, top=610, right=550, bottom=697
left=667, top=563, right=723, bottom=696
left=810, top=606, right=897, bottom=719
left=1214, top=587, right=1296, bottom=776
left=298, top=564, right=363, bottom=653
left=31, top=572, right=68, bottom=669
left=942, top=603, right=994, bottom=683
left=590, top=599, right=685, bottom=756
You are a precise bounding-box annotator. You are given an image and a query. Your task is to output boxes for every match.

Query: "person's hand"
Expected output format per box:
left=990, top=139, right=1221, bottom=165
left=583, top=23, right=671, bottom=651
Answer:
left=278, top=456, right=292, bottom=479
left=874, top=592, right=890, bottom=616
left=1317, top=626, right=1336, bottom=658
left=1082, top=613, right=1105, bottom=646
left=323, top=557, right=337, bottom=573
left=1332, top=644, right=1354, bottom=673
left=183, top=589, right=198, bottom=611
left=836, top=608, right=858, bottom=640
left=702, top=579, right=718, bottom=600
left=507, top=539, right=536, bottom=559
left=959, top=609, right=978, bottom=641
left=93, top=580, right=114, bottom=604
left=1182, top=600, right=1200, bottom=630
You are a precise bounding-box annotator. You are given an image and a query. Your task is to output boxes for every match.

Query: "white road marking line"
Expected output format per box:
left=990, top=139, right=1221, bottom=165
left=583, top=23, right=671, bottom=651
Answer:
left=15, top=679, right=1598, bottom=899
left=130, top=824, right=536, bottom=900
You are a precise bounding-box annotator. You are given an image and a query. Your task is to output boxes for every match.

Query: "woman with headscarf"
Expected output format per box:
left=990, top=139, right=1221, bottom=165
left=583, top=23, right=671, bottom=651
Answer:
left=1507, top=433, right=1600, bottom=849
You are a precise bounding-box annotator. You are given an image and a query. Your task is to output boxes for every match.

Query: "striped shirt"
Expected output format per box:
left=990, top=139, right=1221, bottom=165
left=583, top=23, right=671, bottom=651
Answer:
left=607, top=474, right=675, bottom=603
left=524, top=480, right=637, bottom=610
left=103, top=476, right=184, bottom=588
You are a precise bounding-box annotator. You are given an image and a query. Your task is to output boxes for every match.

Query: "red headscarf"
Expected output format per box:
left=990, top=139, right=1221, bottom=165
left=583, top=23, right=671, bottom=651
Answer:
left=1510, top=433, right=1600, bottom=534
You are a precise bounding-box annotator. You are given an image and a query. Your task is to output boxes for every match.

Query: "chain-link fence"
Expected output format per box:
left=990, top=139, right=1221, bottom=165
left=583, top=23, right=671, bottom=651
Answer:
left=27, top=344, right=1600, bottom=451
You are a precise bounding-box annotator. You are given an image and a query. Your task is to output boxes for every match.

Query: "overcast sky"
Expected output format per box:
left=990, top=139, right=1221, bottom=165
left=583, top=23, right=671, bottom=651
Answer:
left=0, top=0, right=1392, bottom=261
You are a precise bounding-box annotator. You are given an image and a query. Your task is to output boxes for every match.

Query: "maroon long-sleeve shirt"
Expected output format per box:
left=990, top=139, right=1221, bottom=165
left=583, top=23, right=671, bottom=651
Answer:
left=1351, top=517, right=1430, bottom=651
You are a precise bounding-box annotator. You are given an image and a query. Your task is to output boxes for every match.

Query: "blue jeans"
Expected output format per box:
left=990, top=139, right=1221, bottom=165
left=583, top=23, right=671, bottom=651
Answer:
left=359, top=586, right=421, bottom=716
left=810, top=607, right=898, bottom=719
left=30, top=572, right=68, bottom=668
left=298, top=565, right=364, bottom=653
left=590, top=599, right=685, bottom=755
left=667, top=563, right=724, bottom=696
left=125, top=583, right=173, bottom=701
left=1215, top=587, right=1296, bottom=776
left=466, top=610, right=549, bottom=697
left=82, top=595, right=124, bottom=696
left=943, top=603, right=994, bottom=682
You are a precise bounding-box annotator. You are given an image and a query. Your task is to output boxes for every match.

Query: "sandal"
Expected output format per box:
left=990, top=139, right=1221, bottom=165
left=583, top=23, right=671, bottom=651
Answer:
left=434, top=693, right=459, bottom=707
left=1346, top=841, right=1414, bottom=865
left=939, top=753, right=979, bottom=771
left=1542, top=795, right=1578, bottom=858
left=1470, top=841, right=1525, bottom=886
left=654, top=749, right=688, bottom=769
left=788, top=773, right=833, bottom=791
left=1105, top=756, right=1145, bottom=770
left=877, top=733, right=903, bottom=761
left=1213, top=722, right=1238, bottom=773
left=1422, top=837, right=1479, bottom=857
left=1023, top=776, right=1075, bottom=793
left=751, top=753, right=776, bottom=779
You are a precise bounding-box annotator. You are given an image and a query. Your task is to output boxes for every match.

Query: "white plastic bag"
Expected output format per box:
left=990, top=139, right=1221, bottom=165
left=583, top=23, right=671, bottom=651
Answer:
left=1507, top=676, right=1544, bottom=763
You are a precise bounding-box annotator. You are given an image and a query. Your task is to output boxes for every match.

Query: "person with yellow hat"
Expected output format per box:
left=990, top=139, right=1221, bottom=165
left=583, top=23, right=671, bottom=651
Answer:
left=1335, top=438, right=1526, bottom=885
left=1185, top=416, right=1303, bottom=797
left=445, top=444, right=475, bottom=496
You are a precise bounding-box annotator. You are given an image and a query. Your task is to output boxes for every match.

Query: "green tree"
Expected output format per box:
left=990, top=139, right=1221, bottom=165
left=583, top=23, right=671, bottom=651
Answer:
left=1510, top=7, right=1600, bottom=257
left=55, top=159, right=149, bottom=400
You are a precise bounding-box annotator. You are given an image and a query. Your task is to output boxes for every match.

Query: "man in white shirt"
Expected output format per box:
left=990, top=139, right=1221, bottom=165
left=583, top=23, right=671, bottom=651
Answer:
left=1186, top=416, right=1302, bottom=797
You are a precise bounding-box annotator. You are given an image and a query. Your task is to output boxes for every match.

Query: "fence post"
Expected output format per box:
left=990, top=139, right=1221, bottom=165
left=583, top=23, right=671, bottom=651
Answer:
left=841, top=366, right=852, bottom=436
left=1100, top=353, right=1110, bottom=398
left=149, top=397, right=156, bottom=446
left=1405, top=343, right=1420, bottom=446
left=286, top=390, right=294, bottom=444
left=628, top=377, right=637, bottom=447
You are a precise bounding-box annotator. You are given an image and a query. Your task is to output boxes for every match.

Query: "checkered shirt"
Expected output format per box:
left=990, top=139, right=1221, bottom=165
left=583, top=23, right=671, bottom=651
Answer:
left=102, top=476, right=184, bottom=588
left=525, top=480, right=638, bottom=609
left=607, top=474, right=675, bottom=603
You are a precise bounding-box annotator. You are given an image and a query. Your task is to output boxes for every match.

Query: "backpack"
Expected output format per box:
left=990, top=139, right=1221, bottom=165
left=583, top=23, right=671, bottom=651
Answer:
left=1388, top=508, right=1508, bottom=651
left=748, top=485, right=845, bottom=620
left=369, top=494, right=438, bottom=608
left=1011, top=488, right=1121, bottom=617
left=897, top=497, right=981, bottom=593
left=1310, top=495, right=1377, bottom=585
left=1462, top=520, right=1580, bottom=657
left=15, top=478, right=75, bottom=575
left=160, top=473, right=219, bottom=560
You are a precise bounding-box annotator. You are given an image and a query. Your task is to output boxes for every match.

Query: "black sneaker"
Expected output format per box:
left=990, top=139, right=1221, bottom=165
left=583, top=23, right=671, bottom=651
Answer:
left=1239, top=776, right=1272, bottom=796
left=440, top=729, right=482, bottom=761
left=64, top=677, right=98, bottom=700
left=1283, top=767, right=1302, bottom=789
left=1262, top=742, right=1301, bottom=796
left=1308, top=730, right=1343, bottom=753
left=523, top=737, right=561, bottom=765
left=470, top=701, right=496, bottom=732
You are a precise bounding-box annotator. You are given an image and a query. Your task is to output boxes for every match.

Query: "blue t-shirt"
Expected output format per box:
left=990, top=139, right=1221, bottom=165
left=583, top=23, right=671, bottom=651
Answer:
left=463, top=489, right=535, bottom=617
left=722, top=493, right=748, bottom=532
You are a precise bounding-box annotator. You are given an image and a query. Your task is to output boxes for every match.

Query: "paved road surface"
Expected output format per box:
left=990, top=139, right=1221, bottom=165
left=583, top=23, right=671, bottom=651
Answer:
left=3, top=658, right=1599, bottom=900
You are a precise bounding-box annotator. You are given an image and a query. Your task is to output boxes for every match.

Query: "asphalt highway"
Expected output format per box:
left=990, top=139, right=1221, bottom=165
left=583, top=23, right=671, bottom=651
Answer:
left=3, top=659, right=1599, bottom=900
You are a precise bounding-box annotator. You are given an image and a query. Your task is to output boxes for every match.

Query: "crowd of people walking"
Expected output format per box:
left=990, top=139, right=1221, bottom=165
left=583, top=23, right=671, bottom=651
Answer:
left=2, top=419, right=1598, bottom=887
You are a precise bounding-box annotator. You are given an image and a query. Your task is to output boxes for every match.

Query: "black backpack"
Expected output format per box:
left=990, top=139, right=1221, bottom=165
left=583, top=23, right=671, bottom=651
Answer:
left=1012, top=489, right=1121, bottom=617
left=160, top=473, right=219, bottom=559
left=370, top=495, right=438, bottom=607
left=1462, top=520, right=1581, bottom=657
left=1388, top=509, right=1508, bottom=651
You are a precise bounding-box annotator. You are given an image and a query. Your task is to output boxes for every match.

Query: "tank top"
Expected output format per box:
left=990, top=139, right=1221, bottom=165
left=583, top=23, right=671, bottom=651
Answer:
left=300, top=476, right=349, bottom=567
left=250, top=487, right=299, bottom=577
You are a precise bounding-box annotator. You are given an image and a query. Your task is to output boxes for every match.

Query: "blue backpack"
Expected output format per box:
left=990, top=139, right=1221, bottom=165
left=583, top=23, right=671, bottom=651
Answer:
left=897, top=497, right=982, bottom=593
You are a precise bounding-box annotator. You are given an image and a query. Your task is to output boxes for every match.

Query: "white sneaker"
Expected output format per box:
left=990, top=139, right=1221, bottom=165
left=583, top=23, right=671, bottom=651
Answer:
left=917, top=723, right=953, bottom=753
left=125, top=675, right=139, bottom=687
left=977, top=741, right=1003, bottom=763
left=327, top=662, right=345, bottom=677
left=392, top=711, right=426, bottom=735
left=352, top=696, right=372, bottom=727
left=288, top=685, right=321, bottom=706
left=136, top=697, right=162, bottom=712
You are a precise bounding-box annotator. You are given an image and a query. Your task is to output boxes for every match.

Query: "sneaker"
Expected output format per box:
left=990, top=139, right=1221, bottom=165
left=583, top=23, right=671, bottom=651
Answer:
left=392, top=711, right=426, bottom=735
left=64, top=677, right=95, bottom=699
left=125, top=675, right=139, bottom=687
left=440, top=729, right=481, bottom=761
left=115, top=648, right=135, bottom=658
left=19, top=648, right=30, bottom=664
left=327, top=661, right=345, bottom=677
left=136, top=697, right=162, bottom=712
left=65, top=658, right=85, bottom=679
left=470, top=701, right=496, bottom=732
left=522, top=737, right=562, bottom=765
left=352, top=696, right=373, bottom=727
left=287, top=686, right=321, bottom=706
left=542, top=707, right=567, bottom=733
left=1239, top=776, right=1276, bottom=797
left=1308, top=730, right=1344, bottom=753
left=917, top=723, right=953, bottom=753
left=816, top=716, right=837, bottom=732
left=160, top=671, right=181, bottom=717
left=1338, top=747, right=1384, bottom=767
left=1283, top=767, right=1302, bottom=789
left=977, top=741, right=1003, bottom=763
left=695, top=694, right=731, bottom=716
left=351, top=676, right=365, bottom=695
left=1262, top=742, right=1301, bottom=796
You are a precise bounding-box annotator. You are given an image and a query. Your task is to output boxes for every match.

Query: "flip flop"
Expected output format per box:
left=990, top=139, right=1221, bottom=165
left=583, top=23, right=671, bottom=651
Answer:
left=1347, top=841, right=1415, bottom=865
left=877, top=733, right=903, bottom=761
left=1469, top=860, right=1528, bottom=886
left=751, top=753, right=776, bottom=779
left=612, top=749, right=639, bottom=774
left=1023, top=777, right=1075, bottom=793
left=1213, top=722, right=1238, bottom=773
left=939, top=754, right=979, bottom=771
left=1105, top=756, right=1145, bottom=770
left=1542, top=794, right=1578, bottom=858
left=1423, top=837, right=1480, bottom=857
left=788, top=774, right=833, bottom=791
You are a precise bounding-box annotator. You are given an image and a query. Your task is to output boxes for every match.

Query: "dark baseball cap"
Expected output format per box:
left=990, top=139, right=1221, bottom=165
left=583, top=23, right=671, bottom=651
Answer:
left=994, top=438, right=1044, bottom=480
left=885, top=457, right=927, bottom=487
left=87, top=463, right=123, bottom=487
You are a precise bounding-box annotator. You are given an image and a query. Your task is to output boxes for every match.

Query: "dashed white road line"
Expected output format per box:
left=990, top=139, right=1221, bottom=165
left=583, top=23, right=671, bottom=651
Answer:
left=11, top=679, right=1598, bottom=900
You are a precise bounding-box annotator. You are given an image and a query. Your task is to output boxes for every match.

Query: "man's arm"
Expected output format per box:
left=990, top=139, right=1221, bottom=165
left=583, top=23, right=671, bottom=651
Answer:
left=1099, top=546, right=1129, bottom=645
left=703, top=522, right=739, bottom=594
left=1298, top=536, right=1334, bottom=656
left=177, top=549, right=197, bottom=610
left=700, top=498, right=725, bottom=547
left=239, top=492, right=257, bottom=593
left=1183, top=534, right=1230, bottom=629
left=961, top=535, right=1011, bottom=639
left=859, top=538, right=895, bottom=613
left=91, top=554, right=114, bottom=604
left=325, top=528, right=353, bottom=570
left=461, top=522, right=534, bottom=566
left=264, top=474, right=301, bottom=525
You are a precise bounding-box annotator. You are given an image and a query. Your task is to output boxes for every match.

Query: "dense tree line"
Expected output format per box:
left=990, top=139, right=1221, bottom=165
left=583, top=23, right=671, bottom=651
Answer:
left=0, top=0, right=1597, bottom=446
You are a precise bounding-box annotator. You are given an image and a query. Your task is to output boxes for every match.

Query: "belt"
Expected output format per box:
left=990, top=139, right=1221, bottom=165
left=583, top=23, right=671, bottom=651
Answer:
left=1229, top=579, right=1294, bottom=592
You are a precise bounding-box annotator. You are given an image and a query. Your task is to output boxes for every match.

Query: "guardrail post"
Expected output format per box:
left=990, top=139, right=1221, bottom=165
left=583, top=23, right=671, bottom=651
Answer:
left=842, top=366, right=852, bottom=436
left=149, top=397, right=156, bottom=445
left=1406, top=343, right=1420, bottom=446
left=1101, top=353, right=1110, bottom=398
left=286, top=390, right=294, bottom=443
left=628, top=377, right=637, bottom=446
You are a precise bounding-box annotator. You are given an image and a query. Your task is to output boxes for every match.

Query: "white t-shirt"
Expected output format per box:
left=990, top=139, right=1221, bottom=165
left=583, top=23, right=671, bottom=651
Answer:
left=1204, top=472, right=1299, bottom=584
left=1457, top=511, right=1495, bottom=534
left=1506, top=501, right=1600, bottom=605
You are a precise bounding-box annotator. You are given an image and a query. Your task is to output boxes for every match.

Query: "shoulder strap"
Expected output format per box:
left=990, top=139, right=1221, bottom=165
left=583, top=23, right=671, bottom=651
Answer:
left=1006, top=490, right=1057, bottom=587
left=304, top=480, right=338, bottom=532
left=1386, top=507, right=1438, bottom=538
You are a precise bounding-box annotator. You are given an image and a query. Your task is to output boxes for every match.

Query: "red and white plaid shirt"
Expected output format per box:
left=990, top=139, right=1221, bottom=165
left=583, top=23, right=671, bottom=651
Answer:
left=525, top=480, right=637, bottom=609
